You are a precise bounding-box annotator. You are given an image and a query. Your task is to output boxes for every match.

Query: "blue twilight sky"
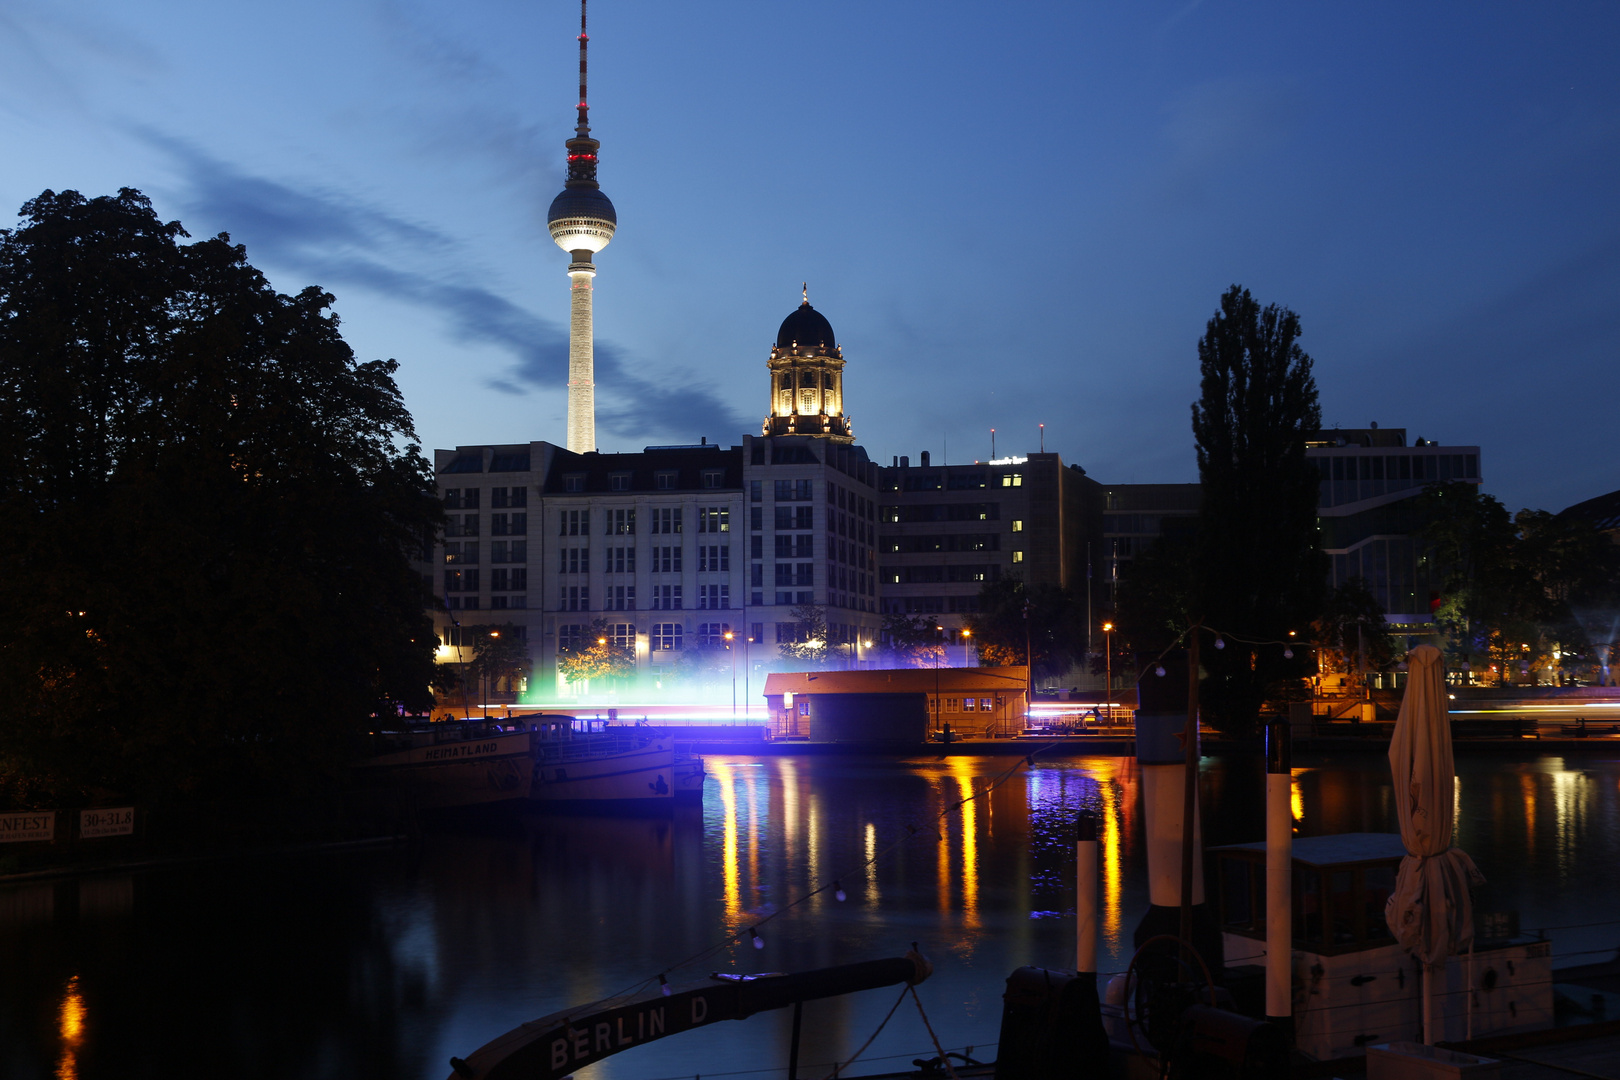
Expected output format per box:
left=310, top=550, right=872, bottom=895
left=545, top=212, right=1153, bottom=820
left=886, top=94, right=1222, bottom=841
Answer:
left=3, top=1, right=1617, bottom=513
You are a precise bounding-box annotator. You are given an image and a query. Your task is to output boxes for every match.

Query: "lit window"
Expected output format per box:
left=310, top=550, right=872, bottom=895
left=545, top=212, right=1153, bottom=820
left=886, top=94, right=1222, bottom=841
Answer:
left=1012, top=550, right=1025, bottom=563
left=1011, top=520, right=1024, bottom=532
left=1001, top=473, right=1022, bottom=487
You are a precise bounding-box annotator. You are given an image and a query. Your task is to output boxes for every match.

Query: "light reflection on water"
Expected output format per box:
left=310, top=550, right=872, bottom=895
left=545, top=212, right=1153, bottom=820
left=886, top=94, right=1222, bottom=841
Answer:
left=0, top=751, right=1616, bottom=1080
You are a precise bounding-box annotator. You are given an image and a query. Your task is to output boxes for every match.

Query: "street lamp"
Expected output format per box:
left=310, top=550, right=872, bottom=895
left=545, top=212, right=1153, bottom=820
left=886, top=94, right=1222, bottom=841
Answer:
left=1101, top=621, right=1113, bottom=724
left=724, top=630, right=736, bottom=714
left=484, top=629, right=502, bottom=717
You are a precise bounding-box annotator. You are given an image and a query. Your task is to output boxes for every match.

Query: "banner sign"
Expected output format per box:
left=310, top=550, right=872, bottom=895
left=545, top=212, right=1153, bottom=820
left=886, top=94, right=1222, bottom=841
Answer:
left=0, top=811, right=56, bottom=843
left=80, top=807, right=136, bottom=838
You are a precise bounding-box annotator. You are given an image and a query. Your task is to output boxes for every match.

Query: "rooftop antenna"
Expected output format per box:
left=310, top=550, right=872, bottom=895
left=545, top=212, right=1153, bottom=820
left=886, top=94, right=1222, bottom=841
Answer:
left=1040, top=423, right=1045, bottom=453
left=991, top=428, right=996, bottom=460
left=802, top=282, right=809, bottom=305
left=575, top=0, right=590, bottom=140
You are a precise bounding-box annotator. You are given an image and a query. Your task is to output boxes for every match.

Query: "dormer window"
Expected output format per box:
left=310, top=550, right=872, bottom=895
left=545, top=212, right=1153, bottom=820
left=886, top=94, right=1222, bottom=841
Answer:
left=610, top=473, right=631, bottom=491
left=563, top=474, right=585, bottom=493
left=655, top=471, right=677, bottom=490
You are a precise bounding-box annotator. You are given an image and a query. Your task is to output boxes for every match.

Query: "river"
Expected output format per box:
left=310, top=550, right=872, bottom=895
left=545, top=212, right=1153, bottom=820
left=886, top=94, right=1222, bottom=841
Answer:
left=3, top=750, right=1618, bottom=1079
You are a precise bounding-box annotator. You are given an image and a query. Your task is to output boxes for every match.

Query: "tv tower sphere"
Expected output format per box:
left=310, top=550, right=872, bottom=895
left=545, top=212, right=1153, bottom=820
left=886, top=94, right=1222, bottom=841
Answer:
left=547, top=185, right=616, bottom=255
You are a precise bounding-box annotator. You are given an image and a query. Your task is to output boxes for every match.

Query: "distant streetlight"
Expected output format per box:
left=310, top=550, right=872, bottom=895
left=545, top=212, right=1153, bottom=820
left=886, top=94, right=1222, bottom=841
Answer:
left=1101, top=622, right=1114, bottom=724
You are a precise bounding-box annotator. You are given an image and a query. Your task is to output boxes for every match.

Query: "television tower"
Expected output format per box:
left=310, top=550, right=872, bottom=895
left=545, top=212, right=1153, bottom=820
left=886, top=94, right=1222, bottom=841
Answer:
left=547, top=0, right=616, bottom=454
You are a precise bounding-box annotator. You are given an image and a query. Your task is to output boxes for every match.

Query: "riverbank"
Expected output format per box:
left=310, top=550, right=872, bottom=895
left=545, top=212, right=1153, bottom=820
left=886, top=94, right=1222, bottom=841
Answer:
left=676, top=731, right=1620, bottom=756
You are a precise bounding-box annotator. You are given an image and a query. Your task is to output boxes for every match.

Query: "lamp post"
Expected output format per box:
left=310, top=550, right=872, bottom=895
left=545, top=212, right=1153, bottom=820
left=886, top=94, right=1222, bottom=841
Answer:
left=484, top=629, right=503, bottom=717
left=961, top=628, right=972, bottom=668
left=1102, top=621, right=1113, bottom=724
left=724, top=630, right=736, bottom=715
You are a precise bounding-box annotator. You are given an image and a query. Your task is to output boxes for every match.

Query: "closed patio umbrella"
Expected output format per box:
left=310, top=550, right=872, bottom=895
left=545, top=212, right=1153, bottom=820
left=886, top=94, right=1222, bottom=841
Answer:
left=1385, top=644, right=1485, bottom=1043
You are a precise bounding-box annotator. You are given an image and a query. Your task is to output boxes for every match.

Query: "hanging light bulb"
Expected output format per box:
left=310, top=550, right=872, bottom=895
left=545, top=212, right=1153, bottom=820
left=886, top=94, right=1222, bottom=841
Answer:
left=750, top=928, right=764, bottom=950
left=833, top=880, right=847, bottom=902
left=1283, top=647, right=1294, bottom=659
left=659, top=974, right=672, bottom=996
left=1155, top=664, right=1166, bottom=677
left=1214, top=636, right=1226, bottom=650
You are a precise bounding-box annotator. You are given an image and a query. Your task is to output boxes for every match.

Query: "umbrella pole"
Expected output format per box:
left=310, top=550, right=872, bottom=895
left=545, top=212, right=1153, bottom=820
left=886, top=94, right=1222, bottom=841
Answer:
left=1422, top=962, right=1433, bottom=1045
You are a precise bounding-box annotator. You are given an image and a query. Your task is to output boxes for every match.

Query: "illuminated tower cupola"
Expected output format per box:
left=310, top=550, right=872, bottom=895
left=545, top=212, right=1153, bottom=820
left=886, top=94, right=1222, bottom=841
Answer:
left=763, top=286, right=853, bottom=443
left=547, top=0, right=616, bottom=454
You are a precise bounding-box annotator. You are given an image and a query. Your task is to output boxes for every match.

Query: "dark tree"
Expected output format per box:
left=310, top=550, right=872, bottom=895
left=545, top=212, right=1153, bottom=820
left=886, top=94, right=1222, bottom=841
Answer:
left=0, top=189, right=442, bottom=808
left=1112, top=530, right=1198, bottom=664
left=1190, top=286, right=1325, bottom=733
left=1313, top=577, right=1395, bottom=677
left=880, top=613, right=946, bottom=668
left=964, top=579, right=1087, bottom=682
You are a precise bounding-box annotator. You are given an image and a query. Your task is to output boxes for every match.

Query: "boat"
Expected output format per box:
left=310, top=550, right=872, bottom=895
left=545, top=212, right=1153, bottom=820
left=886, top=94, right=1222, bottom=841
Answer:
left=529, top=717, right=676, bottom=806
left=352, top=720, right=536, bottom=809
left=673, top=750, right=706, bottom=803
left=353, top=716, right=676, bottom=810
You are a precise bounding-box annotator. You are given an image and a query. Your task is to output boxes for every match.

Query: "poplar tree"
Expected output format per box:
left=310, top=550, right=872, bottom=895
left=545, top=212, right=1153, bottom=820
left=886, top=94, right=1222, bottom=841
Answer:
left=1190, top=286, right=1325, bottom=733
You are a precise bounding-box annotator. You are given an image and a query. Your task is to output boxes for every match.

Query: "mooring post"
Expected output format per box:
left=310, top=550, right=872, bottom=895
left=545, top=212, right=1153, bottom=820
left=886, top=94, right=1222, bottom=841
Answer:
left=787, top=1000, right=803, bottom=1080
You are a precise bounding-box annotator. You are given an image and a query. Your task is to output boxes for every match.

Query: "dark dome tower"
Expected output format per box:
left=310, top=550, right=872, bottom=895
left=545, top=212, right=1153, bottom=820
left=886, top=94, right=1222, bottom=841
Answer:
left=763, top=285, right=853, bottom=442
left=547, top=0, right=616, bottom=454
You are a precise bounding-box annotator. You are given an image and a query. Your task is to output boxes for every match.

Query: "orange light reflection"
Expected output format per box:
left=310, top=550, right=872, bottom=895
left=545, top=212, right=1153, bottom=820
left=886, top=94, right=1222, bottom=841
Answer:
left=57, top=974, right=85, bottom=1080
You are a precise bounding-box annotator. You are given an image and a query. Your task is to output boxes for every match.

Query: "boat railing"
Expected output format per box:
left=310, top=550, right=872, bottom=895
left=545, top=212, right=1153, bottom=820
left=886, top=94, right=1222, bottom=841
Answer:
left=533, top=728, right=665, bottom=764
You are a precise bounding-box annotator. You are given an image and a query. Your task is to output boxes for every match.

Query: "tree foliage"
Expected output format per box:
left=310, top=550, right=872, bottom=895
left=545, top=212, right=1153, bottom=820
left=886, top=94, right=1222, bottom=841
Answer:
left=1190, top=286, right=1325, bottom=733
left=556, top=620, right=634, bottom=684
left=880, top=613, right=946, bottom=668
left=1312, top=577, right=1394, bottom=675
left=1418, top=483, right=1620, bottom=683
left=777, top=604, right=829, bottom=666
left=964, top=579, right=1087, bottom=682
left=0, top=189, right=441, bottom=807
left=466, top=624, right=533, bottom=692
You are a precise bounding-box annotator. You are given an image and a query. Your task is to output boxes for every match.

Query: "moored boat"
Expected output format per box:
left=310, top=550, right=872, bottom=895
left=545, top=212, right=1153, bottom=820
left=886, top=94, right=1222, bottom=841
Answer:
left=353, top=723, right=536, bottom=809
left=529, top=718, right=676, bottom=806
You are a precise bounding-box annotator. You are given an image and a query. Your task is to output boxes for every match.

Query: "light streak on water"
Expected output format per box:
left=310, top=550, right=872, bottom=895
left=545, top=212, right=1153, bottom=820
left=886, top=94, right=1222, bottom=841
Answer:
left=57, top=974, right=84, bottom=1080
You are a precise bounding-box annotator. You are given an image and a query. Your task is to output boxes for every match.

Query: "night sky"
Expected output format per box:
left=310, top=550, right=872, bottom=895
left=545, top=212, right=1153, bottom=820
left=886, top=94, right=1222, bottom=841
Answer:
left=3, top=1, right=1617, bottom=513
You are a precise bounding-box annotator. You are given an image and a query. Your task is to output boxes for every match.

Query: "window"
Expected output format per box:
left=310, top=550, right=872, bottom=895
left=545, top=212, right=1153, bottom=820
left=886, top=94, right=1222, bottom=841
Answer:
left=696, top=623, right=732, bottom=646
left=610, top=624, right=635, bottom=648
left=980, top=698, right=993, bottom=711
left=775, top=563, right=793, bottom=587
left=651, top=584, right=683, bottom=610
left=750, top=506, right=763, bottom=531
left=489, top=541, right=508, bottom=563
left=702, top=470, right=724, bottom=489
left=751, top=563, right=764, bottom=587
left=461, top=489, right=480, bottom=509
left=1012, top=550, right=1025, bottom=563
left=963, top=697, right=977, bottom=712
left=750, top=480, right=762, bottom=502
left=607, top=508, right=635, bottom=535
left=563, top=586, right=589, bottom=612
left=750, top=535, right=763, bottom=559
left=651, top=507, right=682, bottom=534
left=775, top=506, right=814, bottom=530
left=559, top=547, right=589, bottom=574
left=1011, top=520, right=1024, bottom=532
left=776, top=592, right=795, bottom=605
left=654, top=546, right=683, bottom=573
left=558, top=624, right=584, bottom=653
left=700, top=584, right=730, bottom=610
left=650, top=623, right=683, bottom=651
left=655, top=471, right=677, bottom=490
left=491, top=568, right=528, bottom=592
left=444, top=542, right=465, bottom=564
left=607, top=546, right=636, bottom=573
left=773, top=479, right=815, bottom=501
left=509, top=487, right=527, bottom=507
left=750, top=623, right=763, bottom=643
left=794, top=563, right=814, bottom=586
left=560, top=509, right=588, bottom=535
left=443, top=488, right=462, bottom=510
left=489, top=452, right=530, bottom=472
left=491, top=487, right=509, bottom=508
left=608, top=585, right=636, bottom=610
left=699, top=545, right=730, bottom=572
left=1001, top=473, right=1022, bottom=487
left=444, top=569, right=479, bottom=592
left=563, top=474, right=585, bottom=493
left=449, top=513, right=479, bottom=537
left=880, top=505, right=899, bottom=523
left=508, top=541, right=527, bottom=563
left=610, top=473, right=631, bottom=491
left=491, top=513, right=509, bottom=535
left=698, top=507, right=730, bottom=533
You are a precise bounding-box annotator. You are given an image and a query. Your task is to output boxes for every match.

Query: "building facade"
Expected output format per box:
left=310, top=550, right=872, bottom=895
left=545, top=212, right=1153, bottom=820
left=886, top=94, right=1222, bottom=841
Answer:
left=875, top=451, right=1104, bottom=647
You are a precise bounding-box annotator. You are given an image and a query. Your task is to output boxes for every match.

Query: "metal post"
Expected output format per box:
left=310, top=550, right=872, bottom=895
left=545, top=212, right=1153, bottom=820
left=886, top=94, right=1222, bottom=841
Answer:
left=1265, top=718, right=1293, bottom=1043
left=1179, top=626, right=1200, bottom=967
left=1076, top=810, right=1098, bottom=976
left=787, top=1000, right=803, bottom=1080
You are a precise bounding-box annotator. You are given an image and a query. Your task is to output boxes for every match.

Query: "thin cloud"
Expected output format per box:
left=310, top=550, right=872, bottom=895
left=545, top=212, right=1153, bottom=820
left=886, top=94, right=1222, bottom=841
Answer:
left=143, top=134, right=750, bottom=441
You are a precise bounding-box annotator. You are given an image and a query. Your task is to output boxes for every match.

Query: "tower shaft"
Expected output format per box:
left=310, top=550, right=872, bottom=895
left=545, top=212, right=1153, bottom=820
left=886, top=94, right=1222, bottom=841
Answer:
left=566, top=261, right=596, bottom=453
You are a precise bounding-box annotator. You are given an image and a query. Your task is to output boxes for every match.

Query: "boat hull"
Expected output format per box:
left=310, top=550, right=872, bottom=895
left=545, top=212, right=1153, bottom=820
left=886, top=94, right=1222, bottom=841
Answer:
left=355, top=731, right=535, bottom=809
left=531, top=740, right=675, bottom=804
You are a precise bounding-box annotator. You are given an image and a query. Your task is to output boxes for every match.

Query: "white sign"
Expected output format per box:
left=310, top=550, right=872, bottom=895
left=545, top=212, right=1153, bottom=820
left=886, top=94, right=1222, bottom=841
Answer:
left=0, top=811, right=56, bottom=843
left=80, top=807, right=135, bottom=838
